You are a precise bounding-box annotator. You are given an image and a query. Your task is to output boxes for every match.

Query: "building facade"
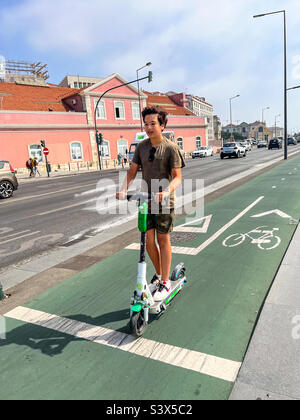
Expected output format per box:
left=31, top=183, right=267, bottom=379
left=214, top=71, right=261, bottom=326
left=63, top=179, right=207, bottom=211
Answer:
left=0, top=74, right=207, bottom=171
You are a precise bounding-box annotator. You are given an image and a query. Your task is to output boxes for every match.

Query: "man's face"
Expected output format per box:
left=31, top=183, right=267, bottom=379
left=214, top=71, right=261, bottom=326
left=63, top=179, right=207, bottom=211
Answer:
left=144, top=114, right=164, bottom=139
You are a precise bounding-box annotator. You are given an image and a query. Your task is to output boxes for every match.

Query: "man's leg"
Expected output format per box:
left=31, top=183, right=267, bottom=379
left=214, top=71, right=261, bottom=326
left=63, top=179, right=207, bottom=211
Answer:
left=146, top=228, right=161, bottom=275
left=157, top=232, right=172, bottom=283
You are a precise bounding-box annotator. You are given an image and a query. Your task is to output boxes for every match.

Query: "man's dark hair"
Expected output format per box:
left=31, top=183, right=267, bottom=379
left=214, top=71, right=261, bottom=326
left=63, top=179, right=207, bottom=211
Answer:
left=142, top=106, right=168, bottom=128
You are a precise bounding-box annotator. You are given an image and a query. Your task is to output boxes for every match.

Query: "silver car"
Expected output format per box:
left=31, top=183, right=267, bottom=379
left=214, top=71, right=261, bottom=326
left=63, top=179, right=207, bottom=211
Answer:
left=0, top=160, right=18, bottom=199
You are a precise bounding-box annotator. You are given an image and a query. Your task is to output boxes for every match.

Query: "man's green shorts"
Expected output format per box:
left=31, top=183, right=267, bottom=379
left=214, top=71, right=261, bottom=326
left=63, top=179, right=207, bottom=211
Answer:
left=147, top=209, right=175, bottom=234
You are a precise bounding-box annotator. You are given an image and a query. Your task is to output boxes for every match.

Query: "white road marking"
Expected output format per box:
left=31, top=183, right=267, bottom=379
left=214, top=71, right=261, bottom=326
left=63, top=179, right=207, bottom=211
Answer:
left=173, top=215, right=212, bottom=233
left=0, top=231, right=40, bottom=245
left=251, top=209, right=291, bottom=219
left=126, top=196, right=265, bottom=255
left=4, top=306, right=241, bottom=383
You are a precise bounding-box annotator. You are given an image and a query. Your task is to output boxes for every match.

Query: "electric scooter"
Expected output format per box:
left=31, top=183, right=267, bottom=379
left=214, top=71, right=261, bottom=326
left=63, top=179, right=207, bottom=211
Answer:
left=127, top=192, right=187, bottom=338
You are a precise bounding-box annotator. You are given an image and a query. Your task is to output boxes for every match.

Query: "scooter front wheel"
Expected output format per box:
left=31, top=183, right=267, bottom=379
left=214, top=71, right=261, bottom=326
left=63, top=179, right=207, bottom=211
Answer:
left=130, top=310, right=147, bottom=338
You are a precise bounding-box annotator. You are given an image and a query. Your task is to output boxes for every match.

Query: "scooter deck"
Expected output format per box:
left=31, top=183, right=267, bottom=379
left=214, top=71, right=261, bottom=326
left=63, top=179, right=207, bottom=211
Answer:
left=149, top=277, right=186, bottom=314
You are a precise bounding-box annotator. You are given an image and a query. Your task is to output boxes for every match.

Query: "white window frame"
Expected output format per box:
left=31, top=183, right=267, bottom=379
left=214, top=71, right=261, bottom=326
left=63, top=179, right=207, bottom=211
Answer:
left=177, top=137, right=184, bottom=150
left=100, top=140, right=111, bottom=159
left=95, top=99, right=106, bottom=120
left=131, top=102, right=140, bottom=120
left=196, top=136, right=202, bottom=150
left=28, top=144, right=43, bottom=162
left=70, top=141, right=84, bottom=161
left=117, top=139, right=128, bottom=155
left=114, top=100, right=125, bottom=120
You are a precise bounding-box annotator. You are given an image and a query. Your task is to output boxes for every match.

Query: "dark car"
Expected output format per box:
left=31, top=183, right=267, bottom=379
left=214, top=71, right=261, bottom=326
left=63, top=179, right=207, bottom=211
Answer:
left=268, top=138, right=282, bottom=149
left=288, top=137, right=297, bottom=146
left=0, top=160, right=18, bottom=198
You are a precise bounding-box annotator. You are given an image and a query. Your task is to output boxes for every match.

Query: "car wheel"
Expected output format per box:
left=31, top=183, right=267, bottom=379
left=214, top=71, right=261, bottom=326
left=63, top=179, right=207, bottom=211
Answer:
left=220, top=154, right=224, bottom=159
left=0, top=180, right=14, bottom=199
left=236, top=152, right=240, bottom=158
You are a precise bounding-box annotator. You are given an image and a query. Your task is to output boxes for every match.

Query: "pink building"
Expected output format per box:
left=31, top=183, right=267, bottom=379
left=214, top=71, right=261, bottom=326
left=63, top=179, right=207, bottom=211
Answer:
left=0, top=74, right=207, bottom=171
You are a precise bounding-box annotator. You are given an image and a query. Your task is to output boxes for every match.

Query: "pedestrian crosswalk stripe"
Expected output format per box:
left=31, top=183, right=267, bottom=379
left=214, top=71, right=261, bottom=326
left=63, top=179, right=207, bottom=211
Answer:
left=4, top=306, right=241, bottom=383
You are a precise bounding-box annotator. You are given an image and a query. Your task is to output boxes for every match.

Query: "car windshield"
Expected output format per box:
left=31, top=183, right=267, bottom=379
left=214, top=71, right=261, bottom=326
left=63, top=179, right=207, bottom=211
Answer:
left=199, top=147, right=206, bottom=150
left=223, top=143, right=235, bottom=147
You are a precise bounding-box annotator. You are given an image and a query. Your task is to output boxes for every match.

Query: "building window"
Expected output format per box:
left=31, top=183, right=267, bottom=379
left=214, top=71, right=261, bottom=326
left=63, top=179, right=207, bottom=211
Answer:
left=177, top=137, right=183, bottom=150
left=196, top=136, right=201, bottom=150
left=95, top=100, right=106, bottom=119
left=132, top=102, right=140, bottom=120
left=114, top=101, right=125, bottom=119
left=74, top=82, right=78, bottom=88
left=70, top=142, right=83, bottom=160
left=100, top=140, right=110, bottom=158
left=117, top=140, right=128, bottom=155
left=28, top=144, right=43, bottom=162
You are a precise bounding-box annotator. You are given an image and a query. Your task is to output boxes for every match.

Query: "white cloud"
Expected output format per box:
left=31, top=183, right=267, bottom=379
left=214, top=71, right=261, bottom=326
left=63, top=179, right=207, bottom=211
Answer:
left=0, top=0, right=300, bottom=130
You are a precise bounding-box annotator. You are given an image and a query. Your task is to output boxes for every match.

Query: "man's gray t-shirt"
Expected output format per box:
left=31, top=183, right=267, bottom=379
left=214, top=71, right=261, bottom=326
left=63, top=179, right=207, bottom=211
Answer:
left=132, top=136, right=185, bottom=209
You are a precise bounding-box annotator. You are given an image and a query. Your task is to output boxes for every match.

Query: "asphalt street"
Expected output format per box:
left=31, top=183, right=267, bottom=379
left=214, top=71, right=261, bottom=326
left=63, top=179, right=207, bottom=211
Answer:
left=1, top=145, right=299, bottom=273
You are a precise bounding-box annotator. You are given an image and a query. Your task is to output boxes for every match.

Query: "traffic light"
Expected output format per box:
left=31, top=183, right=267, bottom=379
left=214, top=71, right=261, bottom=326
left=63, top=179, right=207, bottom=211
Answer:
left=96, top=133, right=103, bottom=145
left=148, top=71, right=153, bottom=83
left=41, top=140, right=46, bottom=147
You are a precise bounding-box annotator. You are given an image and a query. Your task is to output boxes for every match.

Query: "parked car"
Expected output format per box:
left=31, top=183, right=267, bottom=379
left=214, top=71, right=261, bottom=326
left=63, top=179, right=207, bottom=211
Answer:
left=220, top=142, right=247, bottom=159
left=257, top=140, right=268, bottom=148
left=288, top=137, right=297, bottom=146
left=296, top=136, right=300, bottom=143
left=268, top=138, right=282, bottom=149
left=192, top=146, right=214, bottom=158
left=0, top=160, right=18, bottom=199
left=252, top=138, right=258, bottom=145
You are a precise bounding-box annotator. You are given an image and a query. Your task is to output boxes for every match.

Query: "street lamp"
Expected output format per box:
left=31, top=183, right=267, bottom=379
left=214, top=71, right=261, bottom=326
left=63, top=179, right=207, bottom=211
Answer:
left=229, top=95, right=240, bottom=140
left=137, top=62, right=152, bottom=131
left=254, top=10, right=287, bottom=159
left=275, top=114, right=281, bottom=138
left=262, top=106, right=270, bottom=125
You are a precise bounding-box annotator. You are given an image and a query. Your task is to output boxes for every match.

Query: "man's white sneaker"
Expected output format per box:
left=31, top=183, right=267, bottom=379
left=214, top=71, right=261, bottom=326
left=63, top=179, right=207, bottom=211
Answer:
left=149, top=274, right=161, bottom=294
left=154, top=281, right=171, bottom=301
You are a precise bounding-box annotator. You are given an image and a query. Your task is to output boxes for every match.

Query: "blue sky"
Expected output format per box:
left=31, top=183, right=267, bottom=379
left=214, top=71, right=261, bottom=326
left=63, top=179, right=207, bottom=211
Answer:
left=1, top=0, right=300, bottom=132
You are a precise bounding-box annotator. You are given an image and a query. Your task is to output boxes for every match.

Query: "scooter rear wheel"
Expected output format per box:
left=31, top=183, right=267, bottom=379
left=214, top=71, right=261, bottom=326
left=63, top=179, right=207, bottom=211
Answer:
left=130, top=310, right=147, bottom=338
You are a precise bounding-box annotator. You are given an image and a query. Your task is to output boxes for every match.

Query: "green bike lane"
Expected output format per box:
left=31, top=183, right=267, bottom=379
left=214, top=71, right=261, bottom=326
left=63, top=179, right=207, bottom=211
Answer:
left=1, top=155, right=300, bottom=400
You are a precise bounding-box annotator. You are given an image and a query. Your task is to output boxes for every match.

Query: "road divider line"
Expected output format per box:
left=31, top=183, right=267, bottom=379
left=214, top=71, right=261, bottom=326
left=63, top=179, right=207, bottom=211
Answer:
left=4, top=306, right=241, bottom=383
left=0, top=231, right=40, bottom=245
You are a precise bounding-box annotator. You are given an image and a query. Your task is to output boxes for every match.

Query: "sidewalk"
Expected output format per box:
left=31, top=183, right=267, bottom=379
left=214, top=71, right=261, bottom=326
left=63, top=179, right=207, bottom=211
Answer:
left=16, top=164, right=129, bottom=183
left=230, top=222, right=300, bottom=400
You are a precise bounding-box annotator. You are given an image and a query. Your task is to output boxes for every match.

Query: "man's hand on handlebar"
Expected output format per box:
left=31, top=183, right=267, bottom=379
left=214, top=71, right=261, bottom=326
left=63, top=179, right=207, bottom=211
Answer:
left=116, top=190, right=126, bottom=200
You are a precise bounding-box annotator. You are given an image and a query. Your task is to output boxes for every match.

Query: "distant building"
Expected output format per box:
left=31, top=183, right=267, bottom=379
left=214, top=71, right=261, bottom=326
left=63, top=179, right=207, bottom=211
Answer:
left=164, top=91, right=221, bottom=146
left=59, top=75, right=104, bottom=89
left=268, top=126, right=284, bottom=138
left=222, top=121, right=267, bottom=138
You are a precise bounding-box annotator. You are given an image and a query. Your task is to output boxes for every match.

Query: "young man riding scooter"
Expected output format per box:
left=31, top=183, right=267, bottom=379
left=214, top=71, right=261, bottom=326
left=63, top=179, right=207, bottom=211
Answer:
left=116, top=106, right=185, bottom=301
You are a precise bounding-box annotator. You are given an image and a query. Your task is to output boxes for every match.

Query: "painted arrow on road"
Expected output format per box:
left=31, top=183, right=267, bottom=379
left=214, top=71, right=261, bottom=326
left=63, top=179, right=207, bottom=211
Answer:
left=251, top=209, right=291, bottom=219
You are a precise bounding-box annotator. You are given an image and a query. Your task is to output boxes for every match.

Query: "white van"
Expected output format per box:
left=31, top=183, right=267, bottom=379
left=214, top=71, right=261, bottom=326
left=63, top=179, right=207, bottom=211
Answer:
left=128, top=131, right=175, bottom=164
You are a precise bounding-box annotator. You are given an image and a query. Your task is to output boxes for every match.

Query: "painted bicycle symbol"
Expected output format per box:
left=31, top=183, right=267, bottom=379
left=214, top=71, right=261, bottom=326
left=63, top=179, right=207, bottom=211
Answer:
left=222, top=226, right=281, bottom=250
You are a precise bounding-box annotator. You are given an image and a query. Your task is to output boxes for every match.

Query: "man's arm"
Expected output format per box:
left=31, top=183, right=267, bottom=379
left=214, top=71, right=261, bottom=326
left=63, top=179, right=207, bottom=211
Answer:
left=116, top=162, right=139, bottom=200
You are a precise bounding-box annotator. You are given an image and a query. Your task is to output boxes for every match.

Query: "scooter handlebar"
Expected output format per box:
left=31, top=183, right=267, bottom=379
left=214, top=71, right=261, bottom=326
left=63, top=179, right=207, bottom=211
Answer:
left=127, top=192, right=154, bottom=202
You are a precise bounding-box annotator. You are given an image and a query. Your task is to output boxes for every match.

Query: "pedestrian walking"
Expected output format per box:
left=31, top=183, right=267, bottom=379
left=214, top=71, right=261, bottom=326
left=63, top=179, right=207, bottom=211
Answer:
left=33, top=157, right=41, bottom=176
left=123, top=153, right=128, bottom=166
left=26, top=157, right=34, bottom=177
left=117, top=153, right=122, bottom=166
left=116, top=106, right=185, bottom=301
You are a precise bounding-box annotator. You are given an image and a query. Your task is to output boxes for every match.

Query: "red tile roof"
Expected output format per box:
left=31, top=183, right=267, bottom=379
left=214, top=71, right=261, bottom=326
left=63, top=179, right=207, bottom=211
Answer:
left=143, top=91, right=195, bottom=116
left=0, top=82, right=80, bottom=112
